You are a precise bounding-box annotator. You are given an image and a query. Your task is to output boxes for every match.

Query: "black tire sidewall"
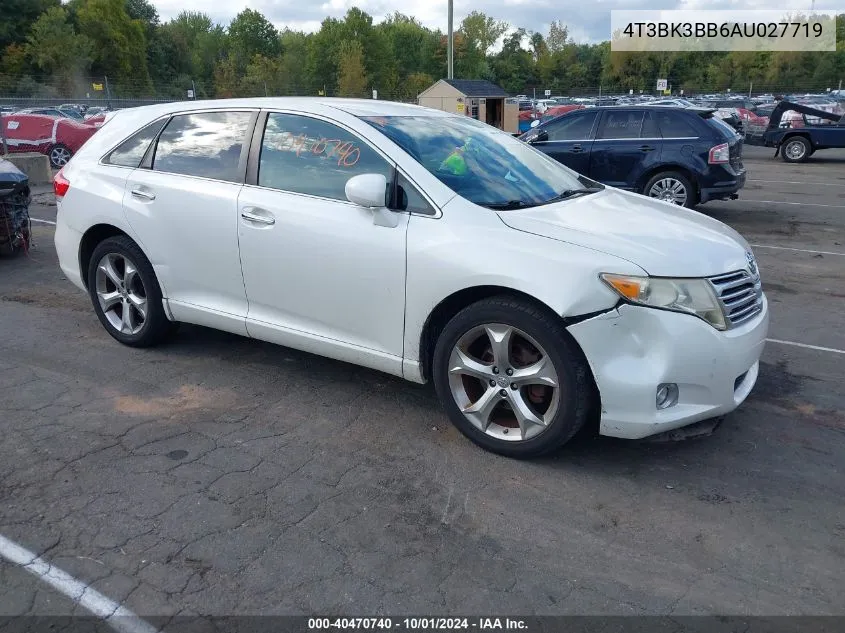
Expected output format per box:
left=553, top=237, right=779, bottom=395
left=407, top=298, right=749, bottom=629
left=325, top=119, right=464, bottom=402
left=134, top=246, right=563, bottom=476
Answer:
left=86, top=236, right=171, bottom=347
left=644, top=171, right=696, bottom=208
left=432, top=297, right=590, bottom=458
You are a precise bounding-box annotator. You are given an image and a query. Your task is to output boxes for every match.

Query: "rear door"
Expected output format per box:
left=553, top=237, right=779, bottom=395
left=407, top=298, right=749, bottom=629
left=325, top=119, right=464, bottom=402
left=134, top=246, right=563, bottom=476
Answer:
left=589, top=109, right=660, bottom=189
left=528, top=110, right=598, bottom=175
left=122, top=110, right=256, bottom=330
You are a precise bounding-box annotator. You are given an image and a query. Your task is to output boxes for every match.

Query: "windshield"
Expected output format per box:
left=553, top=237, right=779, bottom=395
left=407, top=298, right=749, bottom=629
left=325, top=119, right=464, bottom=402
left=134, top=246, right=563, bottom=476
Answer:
left=361, top=115, right=599, bottom=209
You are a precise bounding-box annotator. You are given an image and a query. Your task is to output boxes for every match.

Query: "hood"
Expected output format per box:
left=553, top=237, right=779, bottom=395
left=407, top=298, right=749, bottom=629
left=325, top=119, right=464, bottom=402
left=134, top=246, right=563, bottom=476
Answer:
left=497, top=188, right=751, bottom=277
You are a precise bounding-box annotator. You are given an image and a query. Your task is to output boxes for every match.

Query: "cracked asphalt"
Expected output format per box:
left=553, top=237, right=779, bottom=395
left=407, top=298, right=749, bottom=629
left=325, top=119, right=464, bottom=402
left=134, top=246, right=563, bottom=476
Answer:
left=0, top=146, right=843, bottom=622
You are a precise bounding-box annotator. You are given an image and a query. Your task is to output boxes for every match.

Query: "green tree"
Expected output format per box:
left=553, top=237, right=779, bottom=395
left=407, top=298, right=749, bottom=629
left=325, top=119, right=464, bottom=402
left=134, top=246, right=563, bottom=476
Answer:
left=228, top=8, right=280, bottom=70
left=547, top=21, right=569, bottom=53
left=461, top=11, right=508, bottom=55
left=337, top=40, right=368, bottom=97
left=25, top=6, right=93, bottom=94
left=0, top=0, right=60, bottom=51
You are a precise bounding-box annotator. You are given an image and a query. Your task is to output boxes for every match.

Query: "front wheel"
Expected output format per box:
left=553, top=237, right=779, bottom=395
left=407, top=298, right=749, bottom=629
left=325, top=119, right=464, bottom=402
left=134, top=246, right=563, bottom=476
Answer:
left=432, top=296, right=592, bottom=458
left=781, top=137, right=810, bottom=163
left=644, top=171, right=696, bottom=208
left=48, top=143, right=72, bottom=169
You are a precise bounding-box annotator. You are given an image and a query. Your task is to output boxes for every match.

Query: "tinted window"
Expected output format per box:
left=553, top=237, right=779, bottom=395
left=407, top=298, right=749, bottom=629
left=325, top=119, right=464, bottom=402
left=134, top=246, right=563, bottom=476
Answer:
left=596, top=111, right=643, bottom=139
left=153, top=111, right=252, bottom=182
left=393, top=173, right=435, bottom=215
left=653, top=110, right=700, bottom=137
left=641, top=112, right=660, bottom=138
left=105, top=119, right=167, bottom=167
left=544, top=111, right=597, bottom=141
left=258, top=113, right=392, bottom=200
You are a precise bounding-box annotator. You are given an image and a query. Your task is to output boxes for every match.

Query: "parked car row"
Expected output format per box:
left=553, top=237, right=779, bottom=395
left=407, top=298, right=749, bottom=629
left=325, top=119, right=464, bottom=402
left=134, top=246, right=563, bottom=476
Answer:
left=1, top=112, right=101, bottom=167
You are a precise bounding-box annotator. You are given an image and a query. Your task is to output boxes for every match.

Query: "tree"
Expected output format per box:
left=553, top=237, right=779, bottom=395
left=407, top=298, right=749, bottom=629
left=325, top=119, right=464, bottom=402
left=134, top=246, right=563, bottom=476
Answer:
left=25, top=6, right=93, bottom=94
left=228, top=8, right=280, bottom=69
left=461, top=11, right=508, bottom=55
left=547, top=21, right=569, bottom=53
left=337, top=40, right=368, bottom=97
left=0, top=0, right=60, bottom=51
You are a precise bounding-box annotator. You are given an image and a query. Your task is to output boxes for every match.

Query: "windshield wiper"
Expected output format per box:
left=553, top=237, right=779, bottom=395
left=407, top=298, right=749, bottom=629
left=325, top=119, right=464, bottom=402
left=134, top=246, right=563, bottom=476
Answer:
left=542, top=186, right=604, bottom=204
left=485, top=200, right=535, bottom=210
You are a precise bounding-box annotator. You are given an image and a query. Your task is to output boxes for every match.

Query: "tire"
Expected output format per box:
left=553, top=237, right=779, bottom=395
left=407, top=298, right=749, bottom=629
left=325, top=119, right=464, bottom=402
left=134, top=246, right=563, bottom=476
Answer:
left=643, top=171, right=697, bottom=208
left=48, top=143, right=73, bottom=169
left=432, top=296, right=592, bottom=458
left=86, top=235, right=175, bottom=347
left=781, top=136, right=810, bottom=163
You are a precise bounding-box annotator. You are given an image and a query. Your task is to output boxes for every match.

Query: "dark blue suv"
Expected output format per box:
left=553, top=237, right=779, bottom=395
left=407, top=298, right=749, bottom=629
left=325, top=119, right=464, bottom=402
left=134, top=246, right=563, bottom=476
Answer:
left=519, top=106, right=746, bottom=208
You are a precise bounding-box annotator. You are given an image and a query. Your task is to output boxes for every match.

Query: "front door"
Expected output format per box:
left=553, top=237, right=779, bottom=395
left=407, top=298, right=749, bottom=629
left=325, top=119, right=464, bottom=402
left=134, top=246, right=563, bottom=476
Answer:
left=589, top=109, right=660, bottom=190
left=236, top=112, right=409, bottom=370
left=530, top=110, right=598, bottom=176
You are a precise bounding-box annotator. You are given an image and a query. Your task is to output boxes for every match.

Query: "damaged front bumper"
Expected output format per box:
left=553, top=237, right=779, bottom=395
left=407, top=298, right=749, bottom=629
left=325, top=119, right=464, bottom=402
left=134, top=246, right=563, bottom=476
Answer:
left=567, top=298, right=769, bottom=439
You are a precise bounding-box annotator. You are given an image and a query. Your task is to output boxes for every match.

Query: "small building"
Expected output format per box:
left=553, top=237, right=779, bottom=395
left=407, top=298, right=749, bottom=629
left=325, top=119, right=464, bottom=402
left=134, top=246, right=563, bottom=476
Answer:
left=417, top=79, right=519, bottom=134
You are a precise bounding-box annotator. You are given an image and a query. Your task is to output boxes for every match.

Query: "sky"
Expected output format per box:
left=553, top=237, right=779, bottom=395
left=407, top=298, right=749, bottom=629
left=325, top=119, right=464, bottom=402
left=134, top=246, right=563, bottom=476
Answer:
left=147, top=0, right=839, bottom=44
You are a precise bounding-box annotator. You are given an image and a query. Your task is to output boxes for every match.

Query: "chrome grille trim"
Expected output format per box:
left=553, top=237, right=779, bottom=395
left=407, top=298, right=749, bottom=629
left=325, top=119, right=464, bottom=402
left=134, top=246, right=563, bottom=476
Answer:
left=708, top=269, right=764, bottom=328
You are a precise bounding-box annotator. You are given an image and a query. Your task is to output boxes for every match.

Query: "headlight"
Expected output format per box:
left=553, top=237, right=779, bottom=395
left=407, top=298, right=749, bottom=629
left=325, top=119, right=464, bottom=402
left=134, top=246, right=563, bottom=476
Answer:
left=600, top=274, right=726, bottom=330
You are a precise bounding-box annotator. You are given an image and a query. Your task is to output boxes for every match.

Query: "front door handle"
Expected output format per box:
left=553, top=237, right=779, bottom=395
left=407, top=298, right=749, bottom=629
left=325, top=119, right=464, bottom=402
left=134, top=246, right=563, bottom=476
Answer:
left=241, top=209, right=275, bottom=225
left=639, top=145, right=656, bottom=152
left=570, top=144, right=584, bottom=153
left=130, top=188, right=155, bottom=201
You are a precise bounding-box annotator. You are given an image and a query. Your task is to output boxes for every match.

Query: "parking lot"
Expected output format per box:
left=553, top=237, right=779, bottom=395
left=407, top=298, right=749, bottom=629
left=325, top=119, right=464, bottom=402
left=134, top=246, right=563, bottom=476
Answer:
left=0, top=146, right=843, bottom=621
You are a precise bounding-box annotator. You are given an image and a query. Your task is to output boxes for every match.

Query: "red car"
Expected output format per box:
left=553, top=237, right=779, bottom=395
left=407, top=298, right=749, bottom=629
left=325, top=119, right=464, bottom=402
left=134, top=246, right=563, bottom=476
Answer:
left=1, top=113, right=98, bottom=169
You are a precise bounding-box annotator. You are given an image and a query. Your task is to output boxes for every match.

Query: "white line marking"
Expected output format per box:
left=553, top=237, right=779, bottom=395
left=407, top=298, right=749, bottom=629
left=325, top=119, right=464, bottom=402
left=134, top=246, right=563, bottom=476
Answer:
left=742, top=199, right=845, bottom=208
left=749, top=179, right=845, bottom=188
left=766, top=339, right=845, bottom=355
left=30, top=218, right=56, bottom=225
left=0, top=534, right=159, bottom=633
left=750, top=243, right=845, bottom=256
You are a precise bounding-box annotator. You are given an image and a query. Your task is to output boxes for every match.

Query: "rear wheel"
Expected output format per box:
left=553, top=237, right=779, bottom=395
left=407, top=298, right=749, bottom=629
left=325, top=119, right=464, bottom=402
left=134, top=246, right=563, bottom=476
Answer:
left=644, top=171, right=696, bottom=208
left=87, top=236, right=175, bottom=347
left=782, top=136, right=810, bottom=163
left=432, top=296, right=591, bottom=458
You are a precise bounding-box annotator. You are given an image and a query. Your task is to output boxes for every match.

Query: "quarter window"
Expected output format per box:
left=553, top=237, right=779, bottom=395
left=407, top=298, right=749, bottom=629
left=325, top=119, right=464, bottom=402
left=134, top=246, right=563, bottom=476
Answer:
left=653, top=110, right=700, bottom=137
left=258, top=113, right=392, bottom=201
left=105, top=118, right=167, bottom=167
left=152, top=111, right=252, bottom=183
left=393, top=173, right=435, bottom=215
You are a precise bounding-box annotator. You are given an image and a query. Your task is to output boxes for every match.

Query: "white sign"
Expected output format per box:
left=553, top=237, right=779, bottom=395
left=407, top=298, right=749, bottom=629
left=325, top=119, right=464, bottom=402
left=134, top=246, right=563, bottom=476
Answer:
left=7, top=121, right=19, bottom=130
left=656, top=79, right=668, bottom=91
left=544, top=89, right=551, bottom=97
left=629, top=89, right=634, bottom=94
left=680, top=89, right=684, bottom=95
left=372, top=89, right=378, bottom=99
left=187, top=89, right=194, bottom=99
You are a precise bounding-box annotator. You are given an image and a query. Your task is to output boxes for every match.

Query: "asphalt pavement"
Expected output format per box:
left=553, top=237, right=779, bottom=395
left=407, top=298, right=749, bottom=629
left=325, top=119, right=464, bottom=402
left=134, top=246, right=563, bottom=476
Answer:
left=0, top=146, right=843, bottom=622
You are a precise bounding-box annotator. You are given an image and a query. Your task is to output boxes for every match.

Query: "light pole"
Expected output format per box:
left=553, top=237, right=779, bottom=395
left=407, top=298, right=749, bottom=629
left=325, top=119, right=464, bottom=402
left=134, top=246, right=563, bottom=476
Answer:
left=447, top=0, right=454, bottom=79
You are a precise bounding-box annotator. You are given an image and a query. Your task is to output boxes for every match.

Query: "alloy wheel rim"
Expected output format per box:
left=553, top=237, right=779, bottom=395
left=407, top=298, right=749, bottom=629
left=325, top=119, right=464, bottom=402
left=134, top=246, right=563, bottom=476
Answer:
left=785, top=141, right=805, bottom=160
left=95, top=253, right=147, bottom=335
left=448, top=323, right=560, bottom=442
left=50, top=146, right=71, bottom=166
left=648, top=178, right=687, bottom=205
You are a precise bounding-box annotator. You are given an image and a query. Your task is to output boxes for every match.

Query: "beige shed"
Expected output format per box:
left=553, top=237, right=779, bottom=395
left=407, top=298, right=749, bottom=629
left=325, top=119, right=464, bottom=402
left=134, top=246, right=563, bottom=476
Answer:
left=417, top=79, right=519, bottom=134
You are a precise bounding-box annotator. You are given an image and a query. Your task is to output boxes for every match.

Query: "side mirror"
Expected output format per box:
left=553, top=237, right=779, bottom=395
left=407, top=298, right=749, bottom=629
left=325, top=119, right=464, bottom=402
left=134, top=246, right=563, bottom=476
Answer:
left=530, top=119, right=541, bottom=128
left=345, top=173, right=398, bottom=228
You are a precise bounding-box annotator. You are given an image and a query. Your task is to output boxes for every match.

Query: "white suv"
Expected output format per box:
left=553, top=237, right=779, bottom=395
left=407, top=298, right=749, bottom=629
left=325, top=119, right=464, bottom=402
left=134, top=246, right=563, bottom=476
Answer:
left=54, top=98, right=768, bottom=457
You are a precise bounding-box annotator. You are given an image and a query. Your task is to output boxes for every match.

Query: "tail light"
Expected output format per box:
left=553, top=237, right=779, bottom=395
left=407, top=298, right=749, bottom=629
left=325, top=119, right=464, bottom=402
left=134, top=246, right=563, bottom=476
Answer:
left=708, top=143, right=730, bottom=164
left=54, top=168, right=70, bottom=199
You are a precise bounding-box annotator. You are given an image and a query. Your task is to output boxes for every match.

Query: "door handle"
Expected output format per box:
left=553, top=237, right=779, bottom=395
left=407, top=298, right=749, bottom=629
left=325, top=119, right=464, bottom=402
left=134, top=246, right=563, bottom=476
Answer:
left=570, top=144, right=584, bottom=153
left=241, top=209, right=275, bottom=225
left=130, top=188, right=155, bottom=201
left=639, top=145, right=656, bottom=152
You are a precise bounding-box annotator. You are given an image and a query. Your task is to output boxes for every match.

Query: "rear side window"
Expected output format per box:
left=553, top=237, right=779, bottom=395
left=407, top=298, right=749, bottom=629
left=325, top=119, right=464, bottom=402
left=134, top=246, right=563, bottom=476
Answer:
left=543, top=111, right=598, bottom=141
left=706, top=116, right=741, bottom=140
left=596, top=111, right=644, bottom=139
left=152, top=111, right=252, bottom=183
left=653, top=110, right=700, bottom=137
left=105, top=119, right=167, bottom=167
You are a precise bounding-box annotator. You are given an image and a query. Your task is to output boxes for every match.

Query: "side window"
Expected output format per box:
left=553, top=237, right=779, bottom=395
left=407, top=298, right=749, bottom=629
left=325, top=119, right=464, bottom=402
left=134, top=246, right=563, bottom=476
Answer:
left=596, top=111, right=644, bottom=139
left=654, top=111, right=700, bottom=138
left=152, top=111, right=252, bottom=183
left=544, top=111, right=598, bottom=141
left=258, top=113, right=392, bottom=201
left=105, top=119, right=167, bottom=167
left=640, top=112, right=660, bottom=138
left=392, top=173, right=435, bottom=215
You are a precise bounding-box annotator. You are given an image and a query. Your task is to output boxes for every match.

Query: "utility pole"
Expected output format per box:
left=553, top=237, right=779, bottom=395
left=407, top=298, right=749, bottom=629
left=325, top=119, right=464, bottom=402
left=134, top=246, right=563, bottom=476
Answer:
left=749, top=81, right=753, bottom=97
left=447, top=0, right=454, bottom=79
left=104, top=75, right=112, bottom=109
left=264, top=81, right=268, bottom=97
left=192, top=79, right=197, bottom=100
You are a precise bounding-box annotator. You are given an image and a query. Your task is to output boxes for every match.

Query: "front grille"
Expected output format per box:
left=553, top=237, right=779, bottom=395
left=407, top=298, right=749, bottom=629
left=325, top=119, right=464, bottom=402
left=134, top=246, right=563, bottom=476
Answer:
left=708, top=269, right=763, bottom=328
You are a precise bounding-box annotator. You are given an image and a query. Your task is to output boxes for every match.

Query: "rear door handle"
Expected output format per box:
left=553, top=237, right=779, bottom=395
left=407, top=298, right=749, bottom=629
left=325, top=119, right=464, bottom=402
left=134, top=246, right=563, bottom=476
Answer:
left=130, top=188, right=155, bottom=201
left=241, top=208, right=275, bottom=225
left=639, top=145, right=656, bottom=152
